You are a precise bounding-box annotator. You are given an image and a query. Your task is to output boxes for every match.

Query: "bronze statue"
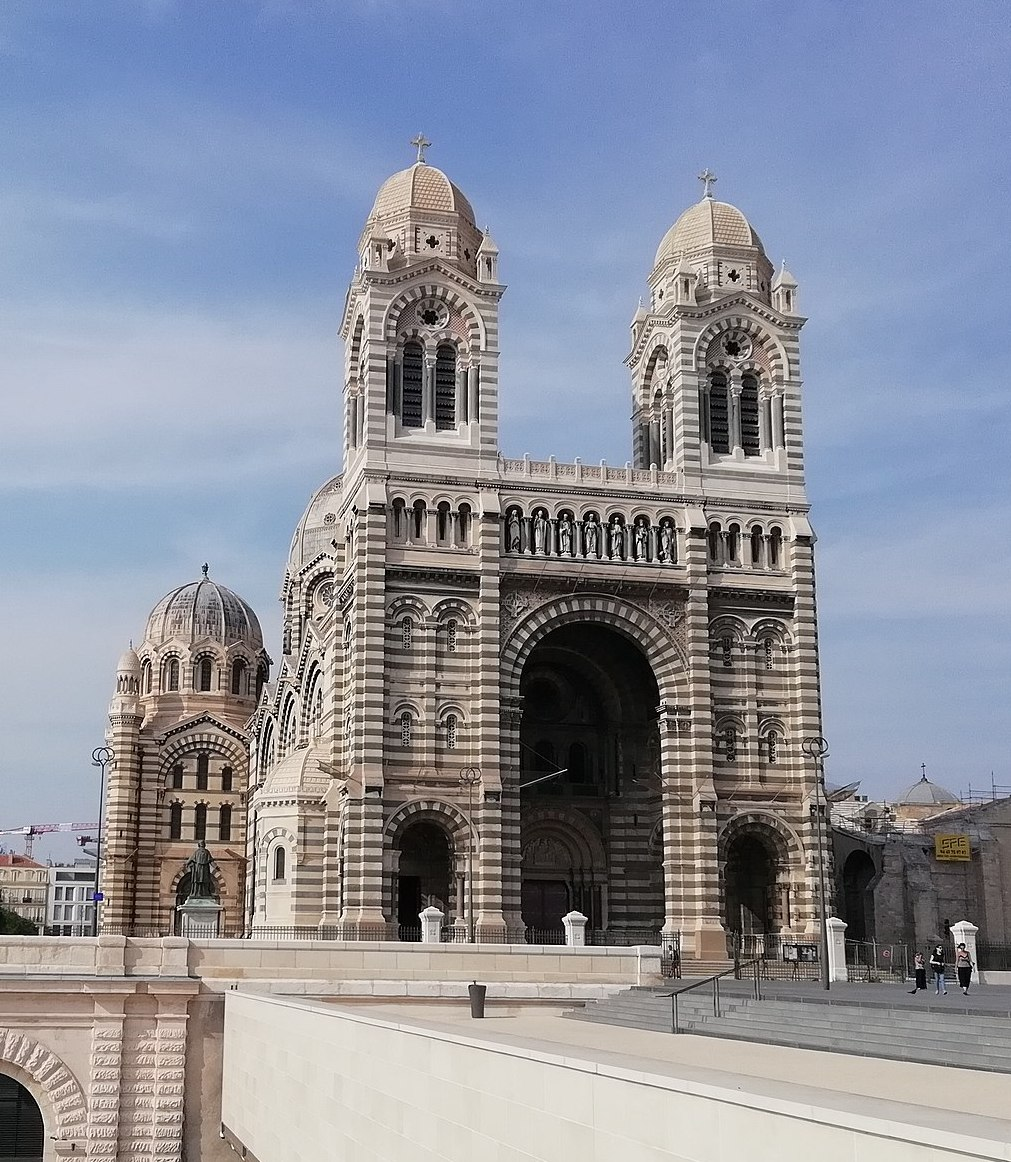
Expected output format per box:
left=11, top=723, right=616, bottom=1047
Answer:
left=184, top=840, right=217, bottom=900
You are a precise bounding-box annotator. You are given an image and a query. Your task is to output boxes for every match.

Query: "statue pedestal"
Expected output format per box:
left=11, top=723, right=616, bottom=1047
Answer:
left=176, top=897, right=222, bottom=938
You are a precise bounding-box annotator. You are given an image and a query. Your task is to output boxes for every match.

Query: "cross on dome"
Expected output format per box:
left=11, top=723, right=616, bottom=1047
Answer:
left=697, top=168, right=717, bottom=199
left=201, top=563, right=209, bottom=579
left=410, top=133, right=431, bottom=164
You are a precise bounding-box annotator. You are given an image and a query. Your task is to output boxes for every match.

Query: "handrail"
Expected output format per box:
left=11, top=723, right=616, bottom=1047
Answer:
left=662, top=958, right=762, bottom=1033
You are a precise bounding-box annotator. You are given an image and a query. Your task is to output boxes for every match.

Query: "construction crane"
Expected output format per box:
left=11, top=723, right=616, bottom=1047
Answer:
left=0, top=822, right=99, bottom=859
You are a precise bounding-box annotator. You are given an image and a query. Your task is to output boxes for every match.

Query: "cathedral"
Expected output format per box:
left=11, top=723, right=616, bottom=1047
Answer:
left=102, top=146, right=825, bottom=959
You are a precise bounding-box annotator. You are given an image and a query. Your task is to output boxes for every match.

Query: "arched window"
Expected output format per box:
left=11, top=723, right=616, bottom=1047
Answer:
left=231, top=658, right=247, bottom=696
left=272, top=846, right=286, bottom=882
left=401, top=341, right=424, bottom=428
left=446, top=618, right=458, bottom=653
left=255, top=664, right=267, bottom=702
left=391, top=498, right=407, bottom=541
left=445, top=714, right=458, bottom=750
left=765, top=731, right=780, bottom=764
left=740, top=373, right=760, bottom=455
left=401, top=617, right=413, bottom=649
left=412, top=499, right=426, bottom=541
left=768, top=526, right=783, bottom=569
left=721, top=636, right=734, bottom=668
left=400, top=711, right=412, bottom=747
left=196, top=656, right=213, bottom=692
left=221, top=765, right=233, bottom=792
left=722, top=726, right=738, bottom=763
left=171, top=764, right=183, bottom=790
left=219, top=804, right=232, bottom=842
left=196, top=754, right=209, bottom=791
left=708, top=372, right=730, bottom=454
left=141, top=659, right=152, bottom=694
left=437, top=501, right=451, bottom=545
left=750, top=526, right=764, bottom=566
left=708, top=522, right=722, bottom=563
left=165, top=657, right=180, bottom=692
left=764, top=639, right=775, bottom=670
left=726, top=523, right=741, bottom=563
left=457, top=503, right=472, bottom=546
left=435, top=343, right=457, bottom=429
left=169, top=802, right=183, bottom=839
left=311, top=688, right=323, bottom=739
left=194, top=803, right=207, bottom=841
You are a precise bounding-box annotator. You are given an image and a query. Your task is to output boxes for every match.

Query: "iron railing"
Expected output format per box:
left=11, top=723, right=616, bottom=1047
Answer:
left=844, top=939, right=908, bottom=982
left=665, top=958, right=762, bottom=1034
left=730, top=932, right=821, bottom=980
left=975, top=940, right=1011, bottom=971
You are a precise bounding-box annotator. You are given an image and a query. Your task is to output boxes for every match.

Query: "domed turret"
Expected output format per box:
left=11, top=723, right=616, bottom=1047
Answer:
left=368, top=162, right=475, bottom=226
left=114, top=646, right=141, bottom=695
left=898, top=769, right=960, bottom=809
left=144, top=566, right=263, bottom=651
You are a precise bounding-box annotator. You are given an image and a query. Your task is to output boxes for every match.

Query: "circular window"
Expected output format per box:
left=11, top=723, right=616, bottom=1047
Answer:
left=418, top=302, right=449, bottom=329
left=722, top=333, right=752, bottom=361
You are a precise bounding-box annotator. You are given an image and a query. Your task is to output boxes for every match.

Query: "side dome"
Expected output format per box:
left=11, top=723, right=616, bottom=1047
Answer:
left=144, top=569, right=263, bottom=650
left=260, top=743, right=331, bottom=799
left=369, top=162, right=475, bottom=226
left=654, top=198, right=766, bottom=267
left=897, top=771, right=960, bottom=807
left=289, top=475, right=341, bottom=574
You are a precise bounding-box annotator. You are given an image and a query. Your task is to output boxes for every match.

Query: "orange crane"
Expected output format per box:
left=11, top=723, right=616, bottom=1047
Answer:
left=0, top=822, right=99, bottom=859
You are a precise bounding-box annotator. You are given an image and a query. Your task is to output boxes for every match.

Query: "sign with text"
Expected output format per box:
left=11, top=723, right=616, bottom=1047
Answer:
left=934, top=834, right=971, bottom=862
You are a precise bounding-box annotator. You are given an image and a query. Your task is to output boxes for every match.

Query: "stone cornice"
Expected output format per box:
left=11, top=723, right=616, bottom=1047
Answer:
left=387, top=566, right=481, bottom=591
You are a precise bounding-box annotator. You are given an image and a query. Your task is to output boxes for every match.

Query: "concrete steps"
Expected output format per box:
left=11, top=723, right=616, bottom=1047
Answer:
left=567, top=987, right=1011, bottom=1073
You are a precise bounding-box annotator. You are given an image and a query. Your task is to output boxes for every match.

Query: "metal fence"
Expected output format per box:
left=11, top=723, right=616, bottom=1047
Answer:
left=730, top=932, right=821, bottom=980
left=975, top=940, right=1011, bottom=971
left=844, top=939, right=908, bottom=982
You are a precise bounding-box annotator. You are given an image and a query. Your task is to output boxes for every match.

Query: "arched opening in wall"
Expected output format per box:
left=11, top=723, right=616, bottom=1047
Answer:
left=196, top=656, right=214, bottom=692
left=0, top=1072, right=44, bottom=1161
left=164, top=657, right=180, bottom=692
left=740, top=373, right=761, bottom=455
left=255, top=664, right=267, bottom=702
left=141, top=659, right=152, bottom=694
left=395, top=820, right=453, bottom=935
left=231, top=658, right=247, bottom=696
left=391, top=498, right=407, bottom=541
left=708, top=372, right=730, bottom=454
left=518, top=621, right=662, bottom=932
left=412, top=500, right=426, bottom=542
left=435, top=343, right=456, bottom=429
left=457, top=502, right=472, bottom=546
left=168, top=802, right=183, bottom=839
left=436, top=501, right=451, bottom=545
left=842, top=850, right=877, bottom=942
left=724, top=830, right=785, bottom=936
left=194, top=803, right=208, bottom=842
left=401, top=341, right=423, bottom=428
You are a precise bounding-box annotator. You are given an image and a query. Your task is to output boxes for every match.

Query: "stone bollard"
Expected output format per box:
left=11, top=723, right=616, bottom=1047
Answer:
left=419, top=905, right=444, bottom=944
left=562, top=910, right=588, bottom=948
left=950, top=920, right=982, bottom=986
left=826, top=916, right=848, bottom=982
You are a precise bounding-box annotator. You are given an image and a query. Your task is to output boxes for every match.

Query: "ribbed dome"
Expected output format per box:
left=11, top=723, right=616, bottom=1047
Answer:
left=261, top=744, right=330, bottom=798
left=368, top=162, right=475, bottom=225
left=654, top=198, right=765, bottom=267
left=898, top=773, right=960, bottom=807
left=144, top=572, right=263, bottom=650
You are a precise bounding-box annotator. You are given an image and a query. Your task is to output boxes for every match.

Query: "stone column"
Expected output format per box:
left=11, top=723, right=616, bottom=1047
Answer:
left=950, top=919, right=982, bottom=986
left=826, top=916, right=848, bottom=982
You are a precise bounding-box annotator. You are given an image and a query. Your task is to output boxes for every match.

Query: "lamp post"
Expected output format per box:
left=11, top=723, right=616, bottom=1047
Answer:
left=91, top=746, right=115, bottom=937
left=458, top=767, right=480, bottom=943
left=801, top=736, right=831, bottom=991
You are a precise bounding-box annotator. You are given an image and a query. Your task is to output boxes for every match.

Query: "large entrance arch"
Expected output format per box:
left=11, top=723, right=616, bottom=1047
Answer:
left=842, top=850, right=877, bottom=942
left=395, top=819, right=454, bottom=933
left=517, top=621, right=663, bottom=933
left=722, top=820, right=795, bottom=939
left=0, top=1073, right=44, bottom=1161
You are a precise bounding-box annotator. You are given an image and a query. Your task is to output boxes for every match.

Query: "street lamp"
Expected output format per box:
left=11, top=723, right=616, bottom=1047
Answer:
left=91, top=746, right=115, bottom=937
left=801, top=736, right=831, bottom=991
left=458, top=767, right=481, bottom=943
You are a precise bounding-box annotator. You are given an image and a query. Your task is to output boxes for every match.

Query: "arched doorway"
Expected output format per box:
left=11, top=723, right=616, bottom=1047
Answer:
left=395, top=820, right=454, bottom=934
left=518, top=621, right=662, bottom=933
left=842, top=850, right=877, bottom=942
left=724, top=832, right=778, bottom=935
left=0, top=1073, right=44, bottom=1161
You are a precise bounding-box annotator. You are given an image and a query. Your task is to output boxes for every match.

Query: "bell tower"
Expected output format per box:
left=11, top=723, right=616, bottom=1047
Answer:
left=339, top=138, right=505, bottom=479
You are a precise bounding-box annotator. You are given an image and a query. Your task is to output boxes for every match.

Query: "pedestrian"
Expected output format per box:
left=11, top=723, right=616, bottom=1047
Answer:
left=955, top=943, right=973, bottom=995
left=929, top=944, right=947, bottom=995
left=909, top=952, right=927, bottom=994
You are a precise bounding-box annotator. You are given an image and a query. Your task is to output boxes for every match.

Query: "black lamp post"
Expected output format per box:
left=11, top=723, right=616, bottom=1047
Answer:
left=802, top=735, right=831, bottom=991
left=458, top=767, right=480, bottom=942
left=91, top=746, right=115, bottom=937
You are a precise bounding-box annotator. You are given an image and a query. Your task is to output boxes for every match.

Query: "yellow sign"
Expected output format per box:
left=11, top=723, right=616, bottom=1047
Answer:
left=935, top=834, right=971, bottom=862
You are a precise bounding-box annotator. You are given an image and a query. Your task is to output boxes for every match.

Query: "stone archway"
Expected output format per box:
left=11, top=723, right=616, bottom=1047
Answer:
left=0, top=1031, right=87, bottom=1152
left=0, top=1072, right=44, bottom=1160
left=842, top=850, right=877, bottom=942
left=394, top=819, right=455, bottom=934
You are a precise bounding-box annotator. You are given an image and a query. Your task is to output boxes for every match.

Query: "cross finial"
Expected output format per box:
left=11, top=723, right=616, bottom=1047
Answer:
left=410, top=133, right=431, bottom=164
left=921, top=762, right=928, bottom=781
left=697, top=168, right=717, bottom=199
left=201, top=563, right=209, bottom=579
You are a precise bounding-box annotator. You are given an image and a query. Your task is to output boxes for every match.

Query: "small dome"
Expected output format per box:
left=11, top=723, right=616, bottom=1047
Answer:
left=368, top=162, right=475, bottom=225
left=654, top=198, right=765, bottom=267
left=261, top=744, right=330, bottom=798
left=289, top=475, right=342, bottom=572
left=898, top=772, right=960, bottom=807
left=144, top=570, right=263, bottom=650
left=116, top=647, right=141, bottom=675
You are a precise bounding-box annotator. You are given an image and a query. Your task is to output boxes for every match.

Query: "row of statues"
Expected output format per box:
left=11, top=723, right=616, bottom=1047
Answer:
left=505, top=508, right=678, bottom=564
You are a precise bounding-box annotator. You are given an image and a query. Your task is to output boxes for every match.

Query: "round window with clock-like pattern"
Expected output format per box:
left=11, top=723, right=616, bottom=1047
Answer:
left=417, top=301, right=449, bottom=329
left=721, top=332, right=752, bottom=362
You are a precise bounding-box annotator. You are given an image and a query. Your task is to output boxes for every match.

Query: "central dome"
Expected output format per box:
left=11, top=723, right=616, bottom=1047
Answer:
left=144, top=572, right=263, bottom=650
left=654, top=198, right=765, bottom=267
left=368, top=162, right=476, bottom=225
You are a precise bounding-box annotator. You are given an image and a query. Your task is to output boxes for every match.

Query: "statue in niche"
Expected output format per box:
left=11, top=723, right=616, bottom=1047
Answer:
left=659, top=520, right=675, bottom=563
left=609, top=515, right=625, bottom=559
left=583, top=514, right=599, bottom=558
left=532, top=509, right=548, bottom=554
left=558, top=514, right=573, bottom=556
left=506, top=508, right=522, bottom=553
left=634, top=518, right=649, bottom=561
left=183, top=840, right=217, bottom=901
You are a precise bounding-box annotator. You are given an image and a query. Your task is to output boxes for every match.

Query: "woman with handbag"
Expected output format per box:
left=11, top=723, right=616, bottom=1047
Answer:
left=955, top=943, right=974, bottom=995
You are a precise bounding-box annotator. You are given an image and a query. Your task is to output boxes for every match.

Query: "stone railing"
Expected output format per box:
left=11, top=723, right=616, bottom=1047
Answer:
left=498, top=454, right=680, bottom=491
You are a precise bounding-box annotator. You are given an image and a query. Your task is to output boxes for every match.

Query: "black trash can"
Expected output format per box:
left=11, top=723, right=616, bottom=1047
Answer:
left=468, top=982, right=487, bottom=1018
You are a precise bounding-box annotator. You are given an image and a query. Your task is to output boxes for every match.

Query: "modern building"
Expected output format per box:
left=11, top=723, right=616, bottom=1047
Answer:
left=0, top=854, right=48, bottom=933
left=45, top=861, right=97, bottom=937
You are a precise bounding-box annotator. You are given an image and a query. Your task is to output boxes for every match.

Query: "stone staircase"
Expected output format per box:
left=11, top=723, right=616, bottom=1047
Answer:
left=567, top=986, right=1011, bottom=1073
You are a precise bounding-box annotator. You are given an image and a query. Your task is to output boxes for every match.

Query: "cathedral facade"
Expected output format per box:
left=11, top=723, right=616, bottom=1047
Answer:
left=104, top=150, right=826, bottom=958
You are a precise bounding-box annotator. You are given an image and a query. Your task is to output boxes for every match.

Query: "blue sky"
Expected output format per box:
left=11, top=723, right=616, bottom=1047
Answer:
left=1, top=1, right=1008, bottom=861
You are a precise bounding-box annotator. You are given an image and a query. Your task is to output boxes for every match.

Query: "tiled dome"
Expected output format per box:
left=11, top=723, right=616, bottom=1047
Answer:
left=898, top=773, right=960, bottom=807
left=368, top=163, right=475, bottom=225
left=261, top=744, right=331, bottom=798
left=654, top=198, right=765, bottom=267
left=144, top=572, right=263, bottom=649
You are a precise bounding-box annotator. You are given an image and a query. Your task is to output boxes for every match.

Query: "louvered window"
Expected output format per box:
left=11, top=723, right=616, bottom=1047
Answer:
left=401, top=342, right=424, bottom=428
left=708, top=373, right=730, bottom=454
left=741, top=374, right=761, bottom=455
left=0, top=1074, right=44, bottom=1161
left=435, top=343, right=456, bottom=429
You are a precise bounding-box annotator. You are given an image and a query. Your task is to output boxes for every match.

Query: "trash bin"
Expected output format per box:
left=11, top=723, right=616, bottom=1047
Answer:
left=468, top=982, right=487, bottom=1018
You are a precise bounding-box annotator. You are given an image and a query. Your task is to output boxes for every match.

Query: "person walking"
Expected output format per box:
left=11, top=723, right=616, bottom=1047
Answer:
left=955, top=943, right=974, bottom=995
left=929, top=944, right=947, bottom=995
left=909, top=952, right=927, bottom=994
